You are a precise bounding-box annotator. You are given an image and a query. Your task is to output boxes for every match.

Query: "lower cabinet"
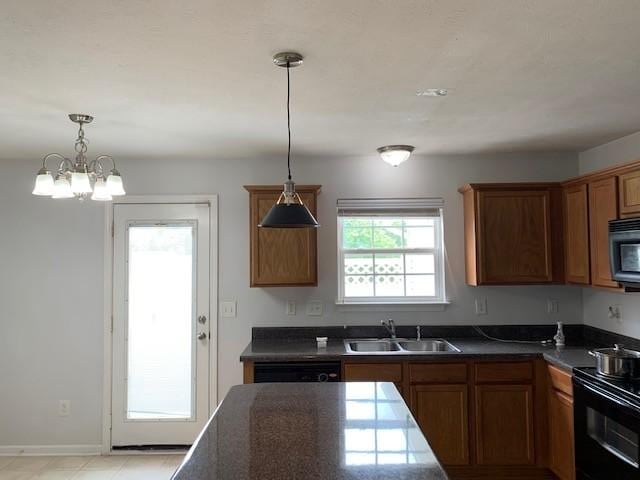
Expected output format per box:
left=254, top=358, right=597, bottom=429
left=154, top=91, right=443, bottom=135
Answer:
left=474, top=384, right=535, bottom=465
left=411, top=384, right=470, bottom=465
left=547, top=364, right=575, bottom=480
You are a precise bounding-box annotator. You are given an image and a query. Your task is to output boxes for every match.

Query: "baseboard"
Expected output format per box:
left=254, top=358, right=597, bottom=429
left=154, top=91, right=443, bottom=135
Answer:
left=0, top=445, right=102, bottom=456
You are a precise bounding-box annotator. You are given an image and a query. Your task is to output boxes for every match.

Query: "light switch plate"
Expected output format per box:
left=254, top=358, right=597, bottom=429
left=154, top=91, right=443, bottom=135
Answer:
left=306, top=301, right=323, bottom=316
left=546, top=299, right=559, bottom=314
left=221, top=301, right=237, bottom=318
left=59, top=400, right=70, bottom=417
left=286, top=300, right=296, bottom=316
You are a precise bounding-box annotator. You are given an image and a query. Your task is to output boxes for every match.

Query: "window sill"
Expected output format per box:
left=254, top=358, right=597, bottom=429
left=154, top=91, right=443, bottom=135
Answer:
left=335, top=300, right=450, bottom=312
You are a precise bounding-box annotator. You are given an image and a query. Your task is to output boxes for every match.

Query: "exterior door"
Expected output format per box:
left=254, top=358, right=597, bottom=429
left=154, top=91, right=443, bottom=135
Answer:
left=111, top=203, right=211, bottom=447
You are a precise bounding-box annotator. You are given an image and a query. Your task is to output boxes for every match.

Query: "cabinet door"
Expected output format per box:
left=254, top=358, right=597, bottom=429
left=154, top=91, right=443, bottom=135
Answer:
left=548, top=389, right=575, bottom=480
left=477, top=190, right=553, bottom=283
left=475, top=385, right=535, bottom=465
left=411, top=385, right=469, bottom=465
left=619, top=169, right=640, bottom=218
left=564, top=184, right=590, bottom=284
left=246, top=186, right=319, bottom=286
left=588, top=177, right=619, bottom=288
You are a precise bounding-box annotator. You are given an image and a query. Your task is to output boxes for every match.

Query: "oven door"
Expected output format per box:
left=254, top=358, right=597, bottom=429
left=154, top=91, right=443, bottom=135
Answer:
left=574, top=376, right=640, bottom=480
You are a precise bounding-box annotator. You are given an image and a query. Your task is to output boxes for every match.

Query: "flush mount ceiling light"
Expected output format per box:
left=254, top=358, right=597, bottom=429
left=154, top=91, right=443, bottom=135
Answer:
left=416, top=89, right=448, bottom=97
left=32, top=114, right=125, bottom=201
left=377, top=145, right=415, bottom=167
left=259, top=52, right=319, bottom=229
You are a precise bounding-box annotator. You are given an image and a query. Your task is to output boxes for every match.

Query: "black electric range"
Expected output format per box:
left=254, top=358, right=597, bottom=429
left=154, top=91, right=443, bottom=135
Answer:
left=573, top=367, right=640, bottom=480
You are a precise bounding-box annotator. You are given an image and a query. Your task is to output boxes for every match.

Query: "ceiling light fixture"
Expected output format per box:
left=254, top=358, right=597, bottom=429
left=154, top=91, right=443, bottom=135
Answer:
left=416, top=89, right=448, bottom=97
left=377, top=145, right=415, bottom=167
left=32, top=114, right=125, bottom=201
left=259, top=52, right=319, bottom=229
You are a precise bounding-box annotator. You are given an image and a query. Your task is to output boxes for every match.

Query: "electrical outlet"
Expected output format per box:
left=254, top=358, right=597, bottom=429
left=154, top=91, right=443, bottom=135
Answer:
left=220, top=301, right=237, bottom=318
left=306, top=301, right=323, bottom=316
left=608, top=305, right=622, bottom=322
left=475, top=298, right=487, bottom=315
left=546, top=299, right=559, bottom=314
left=286, top=300, right=296, bottom=316
left=59, top=400, right=70, bottom=417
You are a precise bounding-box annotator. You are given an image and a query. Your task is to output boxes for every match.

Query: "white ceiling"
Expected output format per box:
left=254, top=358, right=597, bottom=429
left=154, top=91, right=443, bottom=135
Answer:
left=2, top=0, right=640, bottom=161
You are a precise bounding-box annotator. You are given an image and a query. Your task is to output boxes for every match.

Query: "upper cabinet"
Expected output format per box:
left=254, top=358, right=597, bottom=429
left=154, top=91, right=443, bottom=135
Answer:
left=588, top=177, right=619, bottom=289
left=618, top=168, right=640, bottom=218
left=563, top=183, right=590, bottom=285
left=459, top=184, right=564, bottom=285
left=244, top=185, right=321, bottom=287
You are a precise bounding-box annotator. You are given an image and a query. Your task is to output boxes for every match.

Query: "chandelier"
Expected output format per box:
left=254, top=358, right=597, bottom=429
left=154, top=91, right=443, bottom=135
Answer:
left=32, top=114, right=125, bottom=201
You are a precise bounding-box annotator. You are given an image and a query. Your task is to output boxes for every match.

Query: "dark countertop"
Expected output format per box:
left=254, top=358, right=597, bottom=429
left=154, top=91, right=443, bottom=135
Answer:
left=240, top=338, right=597, bottom=371
left=172, top=382, right=448, bottom=480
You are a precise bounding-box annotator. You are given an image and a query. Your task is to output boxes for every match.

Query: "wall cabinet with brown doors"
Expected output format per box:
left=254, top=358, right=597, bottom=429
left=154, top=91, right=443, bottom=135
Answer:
left=244, top=185, right=321, bottom=287
left=618, top=168, right=640, bottom=218
left=459, top=183, right=564, bottom=285
left=563, top=183, right=590, bottom=284
left=547, top=364, right=575, bottom=480
left=587, top=177, right=619, bottom=288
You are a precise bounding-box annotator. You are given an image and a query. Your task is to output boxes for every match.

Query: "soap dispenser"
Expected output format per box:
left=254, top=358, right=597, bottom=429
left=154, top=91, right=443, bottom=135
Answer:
left=553, top=321, right=565, bottom=347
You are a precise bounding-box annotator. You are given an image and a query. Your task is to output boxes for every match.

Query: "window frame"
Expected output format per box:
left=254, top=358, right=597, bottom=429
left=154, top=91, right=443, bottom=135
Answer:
left=336, top=208, right=446, bottom=305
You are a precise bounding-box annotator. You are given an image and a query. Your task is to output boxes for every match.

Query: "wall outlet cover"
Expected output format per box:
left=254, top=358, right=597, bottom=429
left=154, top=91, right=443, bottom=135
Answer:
left=475, top=298, right=487, bottom=315
left=220, top=301, right=237, bottom=318
left=306, top=301, right=323, bottom=316
left=58, top=400, right=70, bottom=417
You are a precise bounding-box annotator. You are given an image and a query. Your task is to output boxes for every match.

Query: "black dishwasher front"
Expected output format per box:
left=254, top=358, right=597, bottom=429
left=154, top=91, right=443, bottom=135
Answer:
left=253, top=362, right=341, bottom=383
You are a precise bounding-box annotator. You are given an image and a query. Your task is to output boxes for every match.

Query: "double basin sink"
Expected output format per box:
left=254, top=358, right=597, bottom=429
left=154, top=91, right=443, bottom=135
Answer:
left=344, top=338, right=461, bottom=355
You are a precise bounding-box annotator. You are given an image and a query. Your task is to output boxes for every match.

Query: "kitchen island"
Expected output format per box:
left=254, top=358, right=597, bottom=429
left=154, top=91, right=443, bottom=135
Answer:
left=172, top=382, right=448, bottom=480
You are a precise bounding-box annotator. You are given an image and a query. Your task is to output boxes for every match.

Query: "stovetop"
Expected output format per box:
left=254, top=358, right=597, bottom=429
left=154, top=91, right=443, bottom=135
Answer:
left=574, top=367, right=640, bottom=406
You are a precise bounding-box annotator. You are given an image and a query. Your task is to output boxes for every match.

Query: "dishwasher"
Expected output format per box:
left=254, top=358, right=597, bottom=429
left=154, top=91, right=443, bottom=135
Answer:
left=253, top=362, right=341, bottom=383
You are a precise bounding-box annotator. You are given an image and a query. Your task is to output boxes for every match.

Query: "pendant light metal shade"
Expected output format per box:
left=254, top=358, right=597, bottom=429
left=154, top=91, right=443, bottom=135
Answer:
left=259, top=180, right=319, bottom=228
left=259, top=51, right=319, bottom=229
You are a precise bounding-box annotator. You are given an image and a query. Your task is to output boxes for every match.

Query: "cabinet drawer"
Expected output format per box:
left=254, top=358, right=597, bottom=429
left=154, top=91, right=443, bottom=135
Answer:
left=343, top=363, right=402, bottom=382
left=409, top=363, right=468, bottom=384
left=548, top=364, right=573, bottom=397
left=475, top=362, right=533, bottom=383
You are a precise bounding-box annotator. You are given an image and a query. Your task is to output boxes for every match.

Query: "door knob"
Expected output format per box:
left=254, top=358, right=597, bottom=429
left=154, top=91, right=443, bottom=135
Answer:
left=197, top=332, right=207, bottom=340
left=198, top=315, right=207, bottom=324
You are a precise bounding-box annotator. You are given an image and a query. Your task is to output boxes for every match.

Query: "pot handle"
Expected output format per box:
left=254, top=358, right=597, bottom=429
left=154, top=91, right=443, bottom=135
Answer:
left=588, top=350, right=597, bottom=357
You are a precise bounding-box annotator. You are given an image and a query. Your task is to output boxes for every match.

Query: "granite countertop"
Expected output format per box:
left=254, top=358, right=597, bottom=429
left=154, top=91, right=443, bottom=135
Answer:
left=171, top=382, right=448, bottom=480
left=240, top=338, right=597, bottom=371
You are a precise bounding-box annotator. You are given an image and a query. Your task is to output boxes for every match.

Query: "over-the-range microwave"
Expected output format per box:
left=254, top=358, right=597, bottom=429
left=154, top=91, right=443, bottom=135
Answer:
left=609, top=218, right=640, bottom=288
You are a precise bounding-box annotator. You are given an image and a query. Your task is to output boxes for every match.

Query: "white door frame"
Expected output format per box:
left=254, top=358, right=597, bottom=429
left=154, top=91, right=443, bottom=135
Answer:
left=102, top=195, right=218, bottom=454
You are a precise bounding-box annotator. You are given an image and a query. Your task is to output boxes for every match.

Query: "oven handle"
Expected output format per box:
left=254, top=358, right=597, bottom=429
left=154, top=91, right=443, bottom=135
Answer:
left=575, top=377, right=640, bottom=415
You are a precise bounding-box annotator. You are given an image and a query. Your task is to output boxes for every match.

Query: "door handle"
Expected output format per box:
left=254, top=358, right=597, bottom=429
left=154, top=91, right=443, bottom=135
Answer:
left=197, top=332, right=207, bottom=340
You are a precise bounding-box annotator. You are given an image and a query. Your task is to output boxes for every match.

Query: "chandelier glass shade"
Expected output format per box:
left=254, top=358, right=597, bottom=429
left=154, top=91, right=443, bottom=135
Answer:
left=32, top=114, right=125, bottom=201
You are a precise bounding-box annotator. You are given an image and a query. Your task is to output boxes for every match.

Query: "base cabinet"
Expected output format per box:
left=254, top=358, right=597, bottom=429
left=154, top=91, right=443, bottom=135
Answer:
left=547, top=364, right=575, bottom=480
left=474, top=384, right=535, bottom=465
left=411, top=384, right=470, bottom=465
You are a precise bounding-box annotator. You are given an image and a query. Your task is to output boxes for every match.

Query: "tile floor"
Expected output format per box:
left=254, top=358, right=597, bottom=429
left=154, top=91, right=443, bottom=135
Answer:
left=0, top=455, right=183, bottom=480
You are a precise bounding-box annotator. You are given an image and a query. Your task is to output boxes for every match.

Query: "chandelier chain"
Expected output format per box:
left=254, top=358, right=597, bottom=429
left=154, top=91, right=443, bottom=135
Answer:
left=287, top=62, right=291, bottom=181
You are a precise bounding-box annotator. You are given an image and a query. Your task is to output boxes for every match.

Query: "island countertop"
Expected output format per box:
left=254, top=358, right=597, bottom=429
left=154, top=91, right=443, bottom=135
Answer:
left=172, top=382, right=448, bottom=480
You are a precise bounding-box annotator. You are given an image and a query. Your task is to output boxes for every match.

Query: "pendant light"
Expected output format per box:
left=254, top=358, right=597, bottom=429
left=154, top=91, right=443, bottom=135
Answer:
left=259, top=52, right=319, bottom=229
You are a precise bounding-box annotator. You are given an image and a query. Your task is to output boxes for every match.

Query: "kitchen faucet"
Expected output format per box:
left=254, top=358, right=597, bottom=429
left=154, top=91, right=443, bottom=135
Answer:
left=381, top=319, right=396, bottom=339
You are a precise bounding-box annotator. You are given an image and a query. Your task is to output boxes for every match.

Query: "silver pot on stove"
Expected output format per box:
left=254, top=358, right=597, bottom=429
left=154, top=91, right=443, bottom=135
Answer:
left=589, top=344, right=640, bottom=379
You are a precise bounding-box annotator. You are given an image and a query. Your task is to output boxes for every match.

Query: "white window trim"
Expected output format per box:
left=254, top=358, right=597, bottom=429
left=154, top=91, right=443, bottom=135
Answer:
left=336, top=200, right=448, bottom=307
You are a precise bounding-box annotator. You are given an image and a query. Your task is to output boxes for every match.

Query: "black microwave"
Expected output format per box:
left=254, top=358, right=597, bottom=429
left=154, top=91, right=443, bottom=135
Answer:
left=609, top=218, right=640, bottom=287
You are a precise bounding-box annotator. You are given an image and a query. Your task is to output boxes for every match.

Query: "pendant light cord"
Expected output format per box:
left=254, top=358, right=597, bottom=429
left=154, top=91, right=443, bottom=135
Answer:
left=287, top=62, right=292, bottom=181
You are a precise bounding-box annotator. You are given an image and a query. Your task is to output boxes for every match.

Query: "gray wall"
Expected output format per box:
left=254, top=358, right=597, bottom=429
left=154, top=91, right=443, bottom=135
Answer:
left=0, top=152, right=582, bottom=448
left=579, top=131, right=640, bottom=339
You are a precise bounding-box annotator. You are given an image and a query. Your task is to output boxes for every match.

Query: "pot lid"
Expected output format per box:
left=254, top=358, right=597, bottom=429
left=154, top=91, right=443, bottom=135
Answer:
left=593, top=344, right=640, bottom=358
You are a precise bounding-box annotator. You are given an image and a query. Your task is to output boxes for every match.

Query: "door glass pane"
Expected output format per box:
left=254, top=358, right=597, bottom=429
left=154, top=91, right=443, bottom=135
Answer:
left=127, top=224, right=195, bottom=420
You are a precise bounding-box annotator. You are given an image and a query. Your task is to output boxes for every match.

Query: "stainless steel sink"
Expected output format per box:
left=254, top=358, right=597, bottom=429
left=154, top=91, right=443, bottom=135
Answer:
left=346, top=340, right=401, bottom=353
left=397, top=339, right=460, bottom=352
left=344, top=338, right=461, bottom=354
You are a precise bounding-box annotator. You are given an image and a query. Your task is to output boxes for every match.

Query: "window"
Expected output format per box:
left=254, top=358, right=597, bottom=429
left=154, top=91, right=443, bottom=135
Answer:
left=337, top=198, right=446, bottom=304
